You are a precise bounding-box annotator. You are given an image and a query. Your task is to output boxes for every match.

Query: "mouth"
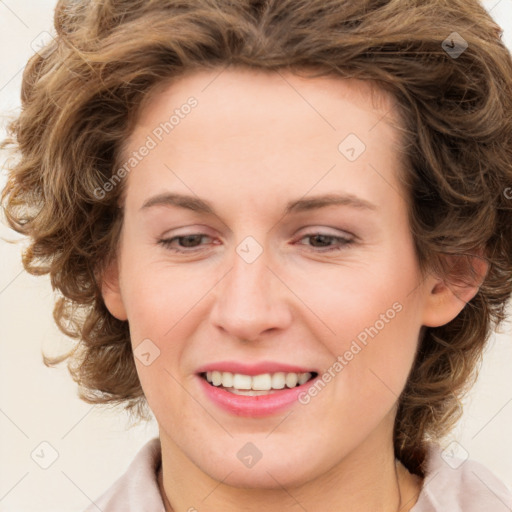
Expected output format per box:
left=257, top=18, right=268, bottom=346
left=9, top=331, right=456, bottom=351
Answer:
left=199, top=370, right=319, bottom=396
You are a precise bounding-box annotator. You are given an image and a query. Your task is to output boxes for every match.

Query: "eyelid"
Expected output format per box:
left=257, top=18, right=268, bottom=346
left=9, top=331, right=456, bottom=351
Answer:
left=295, top=225, right=355, bottom=238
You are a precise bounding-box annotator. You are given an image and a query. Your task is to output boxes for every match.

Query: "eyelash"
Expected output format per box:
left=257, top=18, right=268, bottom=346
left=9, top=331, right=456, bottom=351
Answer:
left=157, top=232, right=355, bottom=254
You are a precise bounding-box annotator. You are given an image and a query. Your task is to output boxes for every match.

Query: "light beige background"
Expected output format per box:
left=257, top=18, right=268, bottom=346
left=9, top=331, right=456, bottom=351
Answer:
left=1, top=1, right=511, bottom=511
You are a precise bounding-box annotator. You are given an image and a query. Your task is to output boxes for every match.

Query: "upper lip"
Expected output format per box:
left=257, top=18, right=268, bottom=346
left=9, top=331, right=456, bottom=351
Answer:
left=196, top=361, right=318, bottom=376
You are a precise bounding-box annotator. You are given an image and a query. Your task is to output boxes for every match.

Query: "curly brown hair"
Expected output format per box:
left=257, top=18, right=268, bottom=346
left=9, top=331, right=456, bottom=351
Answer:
left=2, top=0, right=512, bottom=477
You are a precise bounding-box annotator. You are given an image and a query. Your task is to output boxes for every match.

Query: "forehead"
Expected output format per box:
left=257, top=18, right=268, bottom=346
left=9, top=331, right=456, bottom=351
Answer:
left=137, top=66, right=401, bottom=134
left=120, top=67, right=408, bottom=213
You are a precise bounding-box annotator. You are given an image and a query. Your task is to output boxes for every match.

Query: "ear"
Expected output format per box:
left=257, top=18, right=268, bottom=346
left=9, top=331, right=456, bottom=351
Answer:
left=99, top=258, right=128, bottom=321
left=421, top=251, right=489, bottom=328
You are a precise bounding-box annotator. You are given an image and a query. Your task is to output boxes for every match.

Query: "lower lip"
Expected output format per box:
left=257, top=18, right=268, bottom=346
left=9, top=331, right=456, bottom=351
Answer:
left=197, top=374, right=318, bottom=417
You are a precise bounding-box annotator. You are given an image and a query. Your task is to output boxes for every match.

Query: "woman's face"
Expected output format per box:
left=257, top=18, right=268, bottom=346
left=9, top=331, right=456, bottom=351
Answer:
left=102, top=68, right=447, bottom=487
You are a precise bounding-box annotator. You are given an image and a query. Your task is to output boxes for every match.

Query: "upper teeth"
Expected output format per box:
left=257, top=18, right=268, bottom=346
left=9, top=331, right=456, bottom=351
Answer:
left=205, top=371, right=313, bottom=390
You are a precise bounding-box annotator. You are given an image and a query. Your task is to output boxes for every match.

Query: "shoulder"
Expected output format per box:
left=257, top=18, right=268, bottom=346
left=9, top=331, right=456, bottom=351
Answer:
left=82, top=437, right=164, bottom=512
left=412, top=442, right=512, bottom=512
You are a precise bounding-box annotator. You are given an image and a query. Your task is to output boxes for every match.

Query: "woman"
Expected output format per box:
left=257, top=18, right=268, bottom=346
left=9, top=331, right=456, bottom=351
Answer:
left=2, top=0, right=512, bottom=510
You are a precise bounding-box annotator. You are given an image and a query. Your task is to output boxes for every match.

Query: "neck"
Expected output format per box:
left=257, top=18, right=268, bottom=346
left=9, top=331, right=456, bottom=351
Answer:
left=156, top=432, right=422, bottom=512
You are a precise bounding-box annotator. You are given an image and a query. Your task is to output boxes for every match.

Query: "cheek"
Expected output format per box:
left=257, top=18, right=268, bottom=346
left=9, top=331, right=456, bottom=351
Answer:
left=309, top=300, right=422, bottom=441
left=306, top=252, right=423, bottom=401
left=342, top=303, right=421, bottom=391
left=118, top=237, right=203, bottom=338
left=117, top=247, right=213, bottom=402
left=122, top=264, right=197, bottom=420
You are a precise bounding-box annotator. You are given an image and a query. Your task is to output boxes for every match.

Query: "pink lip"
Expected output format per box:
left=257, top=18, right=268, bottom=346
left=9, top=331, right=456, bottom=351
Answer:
left=195, top=360, right=317, bottom=376
left=196, top=367, right=320, bottom=418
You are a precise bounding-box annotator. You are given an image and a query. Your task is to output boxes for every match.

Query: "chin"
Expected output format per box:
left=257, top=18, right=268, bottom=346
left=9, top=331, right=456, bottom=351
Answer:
left=212, top=465, right=311, bottom=490
left=195, top=449, right=324, bottom=490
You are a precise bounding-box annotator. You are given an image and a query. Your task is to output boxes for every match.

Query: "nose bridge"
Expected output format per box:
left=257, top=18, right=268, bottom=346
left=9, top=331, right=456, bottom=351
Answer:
left=210, top=237, right=291, bottom=340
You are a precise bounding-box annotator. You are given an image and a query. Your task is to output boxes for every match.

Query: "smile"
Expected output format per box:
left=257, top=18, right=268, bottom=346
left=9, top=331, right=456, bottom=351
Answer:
left=197, top=369, right=320, bottom=417
left=201, top=371, right=317, bottom=395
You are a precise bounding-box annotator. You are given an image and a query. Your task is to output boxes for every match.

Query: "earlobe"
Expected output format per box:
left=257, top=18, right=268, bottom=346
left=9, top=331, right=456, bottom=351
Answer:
left=99, top=259, right=128, bottom=321
left=421, top=253, right=489, bottom=328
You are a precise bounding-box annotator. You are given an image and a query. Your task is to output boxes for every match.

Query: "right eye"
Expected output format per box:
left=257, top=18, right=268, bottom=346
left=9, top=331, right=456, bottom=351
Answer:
left=158, top=233, right=215, bottom=253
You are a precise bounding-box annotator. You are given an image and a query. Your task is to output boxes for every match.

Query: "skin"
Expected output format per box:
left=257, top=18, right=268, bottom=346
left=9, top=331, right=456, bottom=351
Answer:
left=101, top=67, right=485, bottom=512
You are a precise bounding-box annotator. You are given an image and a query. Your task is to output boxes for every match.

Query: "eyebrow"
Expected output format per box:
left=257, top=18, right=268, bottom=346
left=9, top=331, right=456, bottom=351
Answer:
left=140, top=192, right=377, bottom=215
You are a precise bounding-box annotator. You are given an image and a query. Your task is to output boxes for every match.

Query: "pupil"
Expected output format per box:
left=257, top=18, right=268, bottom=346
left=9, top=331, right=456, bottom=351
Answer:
left=312, top=234, right=330, bottom=247
left=182, top=235, right=202, bottom=247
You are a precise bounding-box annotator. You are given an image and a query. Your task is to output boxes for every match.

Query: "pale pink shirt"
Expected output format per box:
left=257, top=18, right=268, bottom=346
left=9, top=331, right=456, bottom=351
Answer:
left=83, top=437, right=512, bottom=511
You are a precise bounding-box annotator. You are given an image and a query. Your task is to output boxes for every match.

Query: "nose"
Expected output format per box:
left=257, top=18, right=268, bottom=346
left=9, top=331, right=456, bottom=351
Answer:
left=209, top=243, right=293, bottom=342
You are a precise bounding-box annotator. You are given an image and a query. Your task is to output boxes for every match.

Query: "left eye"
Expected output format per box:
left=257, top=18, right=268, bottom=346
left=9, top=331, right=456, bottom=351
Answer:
left=297, top=232, right=354, bottom=252
left=158, top=232, right=354, bottom=254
